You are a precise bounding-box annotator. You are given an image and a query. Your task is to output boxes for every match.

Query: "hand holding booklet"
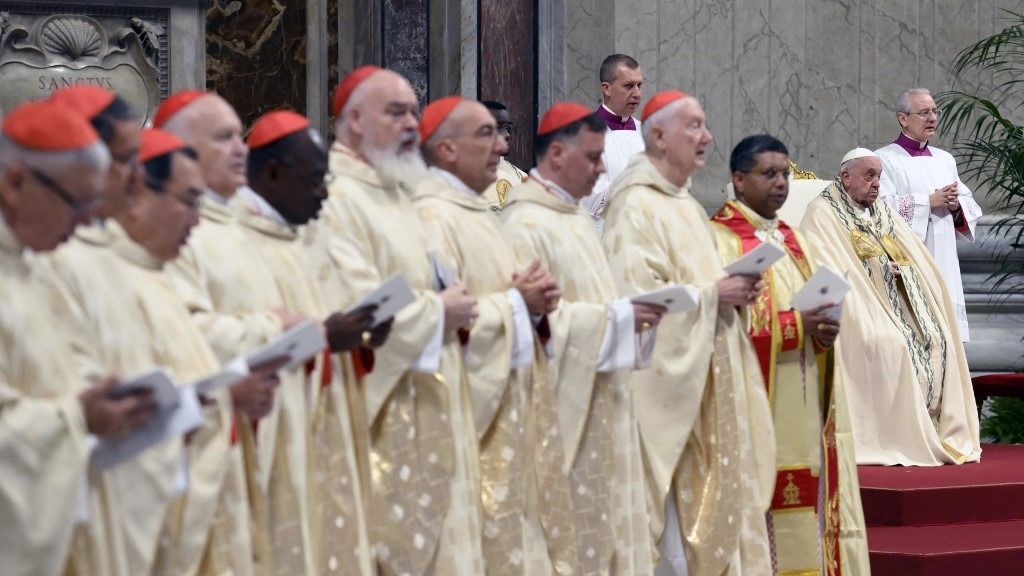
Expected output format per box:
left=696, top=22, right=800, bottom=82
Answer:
left=347, top=274, right=416, bottom=326
left=723, top=242, right=786, bottom=276
left=195, top=319, right=327, bottom=395
left=93, top=369, right=204, bottom=470
left=789, top=266, right=851, bottom=321
left=630, top=284, right=699, bottom=313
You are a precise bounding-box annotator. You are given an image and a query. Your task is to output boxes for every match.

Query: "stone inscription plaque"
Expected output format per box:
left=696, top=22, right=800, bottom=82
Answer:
left=0, top=6, right=168, bottom=124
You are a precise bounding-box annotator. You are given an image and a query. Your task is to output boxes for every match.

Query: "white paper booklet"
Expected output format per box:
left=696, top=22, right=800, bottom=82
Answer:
left=429, top=251, right=459, bottom=291
left=630, top=284, right=699, bottom=313
left=93, top=370, right=203, bottom=470
left=348, top=274, right=416, bottom=326
left=789, top=266, right=851, bottom=321
left=246, top=318, right=326, bottom=371
left=723, top=242, right=786, bottom=276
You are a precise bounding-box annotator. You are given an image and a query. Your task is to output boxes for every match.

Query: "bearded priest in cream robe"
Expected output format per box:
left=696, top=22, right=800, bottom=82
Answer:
left=502, top=102, right=664, bottom=576
left=481, top=100, right=528, bottom=212
left=42, top=129, right=278, bottom=576
left=602, top=92, right=775, bottom=576
left=0, top=101, right=159, bottom=576
left=414, top=97, right=570, bottom=575
left=711, top=135, right=870, bottom=576
left=158, top=92, right=317, bottom=575
left=236, top=110, right=399, bottom=576
left=319, top=66, right=484, bottom=576
left=800, top=148, right=980, bottom=466
left=876, top=88, right=982, bottom=341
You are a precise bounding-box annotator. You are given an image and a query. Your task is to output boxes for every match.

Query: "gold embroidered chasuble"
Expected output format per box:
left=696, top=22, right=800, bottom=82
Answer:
left=501, top=177, right=654, bottom=576
left=712, top=200, right=870, bottom=576
left=42, top=221, right=252, bottom=576
left=483, top=158, right=528, bottom=212
left=166, top=197, right=316, bottom=575
left=319, top=143, right=482, bottom=576
left=413, top=174, right=566, bottom=575
left=601, top=155, right=775, bottom=576
left=236, top=207, right=373, bottom=576
left=0, top=219, right=126, bottom=576
left=799, top=180, right=980, bottom=466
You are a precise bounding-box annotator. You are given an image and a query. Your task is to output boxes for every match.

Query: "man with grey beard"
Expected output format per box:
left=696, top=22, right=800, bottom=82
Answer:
left=312, top=66, right=483, bottom=576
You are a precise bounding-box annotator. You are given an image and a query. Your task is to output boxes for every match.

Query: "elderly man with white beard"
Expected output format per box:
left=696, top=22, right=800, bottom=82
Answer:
left=315, top=66, right=483, bottom=576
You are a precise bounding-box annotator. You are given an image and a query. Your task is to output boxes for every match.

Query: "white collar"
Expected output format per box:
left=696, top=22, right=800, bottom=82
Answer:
left=236, top=186, right=289, bottom=226
left=529, top=169, right=577, bottom=205
left=429, top=167, right=478, bottom=198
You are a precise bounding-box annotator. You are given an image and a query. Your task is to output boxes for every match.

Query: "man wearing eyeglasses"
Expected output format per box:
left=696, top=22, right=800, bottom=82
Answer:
left=480, top=100, right=527, bottom=212
left=711, top=134, right=870, bottom=576
left=0, top=100, right=159, bottom=576
left=875, top=88, right=982, bottom=341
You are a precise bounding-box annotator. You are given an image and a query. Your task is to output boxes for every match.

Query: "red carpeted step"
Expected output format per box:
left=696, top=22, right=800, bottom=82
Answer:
left=859, top=444, right=1024, bottom=526
left=868, top=520, right=1024, bottom=576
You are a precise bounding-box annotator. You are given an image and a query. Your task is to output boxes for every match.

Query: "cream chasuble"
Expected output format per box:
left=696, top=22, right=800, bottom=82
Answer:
left=414, top=171, right=563, bottom=575
left=43, top=221, right=252, bottom=576
left=876, top=142, right=982, bottom=340
left=319, top=143, right=481, bottom=576
left=712, top=200, right=869, bottom=576
left=0, top=219, right=126, bottom=576
left=602, top=155, right=775, bottom=576
left=166, top=196, right=317, bottom=575
left=501, top=176, right=654, bottom=576
left=483, top=157, right=528, bottom=213
left=583, top=124, right=645, bottom=222
left=799, top=181, right=980, bottom=466
left=235, top=199, right=374, bottom=576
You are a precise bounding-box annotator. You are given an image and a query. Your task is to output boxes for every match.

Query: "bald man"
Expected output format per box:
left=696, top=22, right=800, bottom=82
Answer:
left=414, top=96, right=562, bottom=574
left=0, top=101, right=156, bottom=576
left=316, top=67, right=481, bottom=576
left=602, top=91, right=774, bottom=576
left=159, top=92, right=317, bottom=575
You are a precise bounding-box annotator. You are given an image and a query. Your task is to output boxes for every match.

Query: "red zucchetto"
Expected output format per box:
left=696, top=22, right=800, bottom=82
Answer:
left=3, top=100, right=100, bottom=151
left=419, top=96, right=464, bottom=143
left=641, top=90, right=690, bottom=122
left=139, top=128, right=188, bottom=163
left=537, top=102, right=593, bottom=136
left=153, top=90, right=207, bottom=128
left=331, top=65, right=383, bottom=117
left=248, top=110, right=311, bottom=150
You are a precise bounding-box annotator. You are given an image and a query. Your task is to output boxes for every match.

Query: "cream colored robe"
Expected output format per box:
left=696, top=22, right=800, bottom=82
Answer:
left=483, top=158, right=528, bottom=212
left=319, top=143, right=483, bottom=576
left=799, top=180, right=981, bottom=466
left=712, top=200, right=869, bottom=576
left=414, top=172, right=564, bottom=575
left=42, top=221, right=252, bottom=576
left=234, top=197, right=373, bottom=576
left=501, top=177, right=654, bottom=576
left=0, top=219, right=127, bottom=576
left=602, top=155, right=775, bottom=576
left=167, top=196, right=316, bottom=575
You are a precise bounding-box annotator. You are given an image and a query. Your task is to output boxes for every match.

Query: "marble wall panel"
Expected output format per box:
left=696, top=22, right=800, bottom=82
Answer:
left=206, top=0, right=307, bottom=127
left=461, top=0, right=477, bottom=98
left=537, top=0, right=566, bottom=111
left=804, top=0, right=860, bottom=176
left=689, top=0, right=735, bottom=203
left=616, top=0, right=662, bottom=89
left=767, top=0, right=810, bottom=164
left=657, top=0, right=697, bottom=92
left=563, top=0, right=615, bottom=105
left=382, top=0, right=429, bottom=104
left=480, top=0, right=536, bottom=167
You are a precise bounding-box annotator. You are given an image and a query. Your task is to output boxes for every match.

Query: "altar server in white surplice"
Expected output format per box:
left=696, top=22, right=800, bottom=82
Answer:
left=582, top=54, right=646, bottom=228
left=876, top=88, right=982, bottom=340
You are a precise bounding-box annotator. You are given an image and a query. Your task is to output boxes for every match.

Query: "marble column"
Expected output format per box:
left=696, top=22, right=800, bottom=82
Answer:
left=480, top=0, right=537, bottom=168
left=382, top=0, right=429, bottom=104
left=206, top=0, right=308, bottom=127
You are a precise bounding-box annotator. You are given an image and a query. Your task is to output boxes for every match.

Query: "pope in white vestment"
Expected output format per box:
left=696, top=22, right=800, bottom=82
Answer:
left=800, top=149, right=981, bottom=466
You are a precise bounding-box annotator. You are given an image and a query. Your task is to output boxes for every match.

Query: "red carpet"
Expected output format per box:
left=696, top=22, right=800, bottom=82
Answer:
left=859, top=444, right=1024, bottom=575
